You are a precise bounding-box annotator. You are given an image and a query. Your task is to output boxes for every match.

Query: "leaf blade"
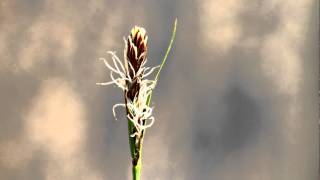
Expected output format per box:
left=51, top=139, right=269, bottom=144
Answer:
left=146, top=18, right=177, bottom=106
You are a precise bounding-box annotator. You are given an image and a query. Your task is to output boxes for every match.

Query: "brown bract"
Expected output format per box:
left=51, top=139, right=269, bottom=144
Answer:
left=125, top=26, right=148, bottom=102
left=126, top=26, right=148, bottom=78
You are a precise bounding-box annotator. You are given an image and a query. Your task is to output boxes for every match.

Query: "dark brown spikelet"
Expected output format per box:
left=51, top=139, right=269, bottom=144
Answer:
left=126, top=26, right=148, bottom=78
left=125, top=26, right=148, bottom=101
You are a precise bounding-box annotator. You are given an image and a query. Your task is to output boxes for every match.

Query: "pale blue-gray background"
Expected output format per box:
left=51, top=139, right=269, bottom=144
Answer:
left=0, top=0, right=318, bottom=179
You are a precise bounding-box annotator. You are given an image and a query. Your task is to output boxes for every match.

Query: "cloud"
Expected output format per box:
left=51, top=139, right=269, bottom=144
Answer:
left=26, top=78, right=85, bottom=157
left=260, top=0, right=313, bottom=97
left=199, top=0, right=244, bottom=53
left=19, top=20, right=76, bottom=71
left=0, top=0, right=317, bottom=179
left=25, top=78, right=102, bottom=180
left=0, top=139, right=34, bottom=169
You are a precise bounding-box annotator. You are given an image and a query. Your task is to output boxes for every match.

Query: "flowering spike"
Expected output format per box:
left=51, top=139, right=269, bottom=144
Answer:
left=97, top=26, right=158, bottom=139
left=97, top=19, right=177, bottom=180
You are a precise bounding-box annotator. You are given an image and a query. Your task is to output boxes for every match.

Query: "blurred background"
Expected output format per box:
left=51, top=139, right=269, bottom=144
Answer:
left=0, top=0, right=318, bottom=179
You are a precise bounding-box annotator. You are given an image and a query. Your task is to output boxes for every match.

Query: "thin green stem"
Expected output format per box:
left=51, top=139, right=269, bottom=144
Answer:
left=146, top=18, right=177, bottom=106
left=128, top=121, right=135, bottom=157
left=132, top=154, right=142, bottom=180
left=154, top=19, right=178, bottom=83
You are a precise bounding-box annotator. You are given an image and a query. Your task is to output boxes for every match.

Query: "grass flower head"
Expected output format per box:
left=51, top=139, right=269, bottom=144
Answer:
left=97, top=26, right=159, bottom=138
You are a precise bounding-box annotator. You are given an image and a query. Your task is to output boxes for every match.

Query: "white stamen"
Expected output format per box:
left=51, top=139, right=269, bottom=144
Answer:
left=143, top=65, right=160, bottom=78
left=112, top=103, right=126, bottom=121
left=96, top=81, right=115, bottom=86
left=100, top=58, right=118, bottom=74
left=98, top=48, right=158, bottom=137
left=108, top=51, right=126, bottom=72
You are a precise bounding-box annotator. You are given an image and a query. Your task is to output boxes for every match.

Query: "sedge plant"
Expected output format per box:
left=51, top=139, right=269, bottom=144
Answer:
left=97, top=19, right=177, bottom=180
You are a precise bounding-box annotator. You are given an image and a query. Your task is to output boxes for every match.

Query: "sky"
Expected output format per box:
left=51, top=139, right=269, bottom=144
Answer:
left=0, top=0, right=318, bottom=179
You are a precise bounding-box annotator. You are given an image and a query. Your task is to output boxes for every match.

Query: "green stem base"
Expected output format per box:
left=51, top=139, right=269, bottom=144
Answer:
left=132, top=160, right=142, bottom=180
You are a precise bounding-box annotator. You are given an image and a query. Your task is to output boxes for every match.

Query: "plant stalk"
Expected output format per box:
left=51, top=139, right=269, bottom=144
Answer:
left=132, top=155, right=142, bottom=180
left=128, top=18, right=177, bottom=180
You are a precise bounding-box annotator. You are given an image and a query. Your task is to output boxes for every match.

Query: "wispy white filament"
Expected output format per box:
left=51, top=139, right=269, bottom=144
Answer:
left=97, top=51, right=157, bottom=137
